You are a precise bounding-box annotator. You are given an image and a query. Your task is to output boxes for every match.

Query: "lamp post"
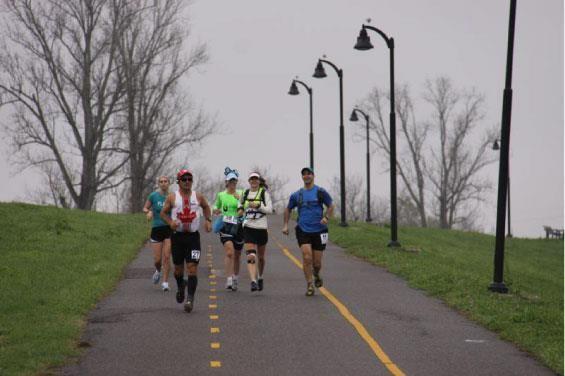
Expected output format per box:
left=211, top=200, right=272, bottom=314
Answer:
left=313, top=58, right=348, bottom=227
left=288, top=79, right=314, bottom=170
left=354, top=24, right=400, bottom=247
left=489, top=0, right=517, bottom=294
left=349, top=108, right=372, bottom=222
left=493, top=140, right=512, bottom=238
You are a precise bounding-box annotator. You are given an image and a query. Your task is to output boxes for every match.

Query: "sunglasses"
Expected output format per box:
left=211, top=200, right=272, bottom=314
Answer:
left=179, top=176, right=193, bottom=182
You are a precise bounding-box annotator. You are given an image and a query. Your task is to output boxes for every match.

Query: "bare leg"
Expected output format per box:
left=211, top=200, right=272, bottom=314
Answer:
left=313, top=250, right=323, bottom=276
left=223, top=241, right=235, bottom=280
left=258, top=244, right=266, bottom=277
left=245, top=243, right=258, bottom=282
left=233, top=249, right=241, bottom=277
left=162, top=239, right=172, bottom=282
left=300, top=244, right=314, bottom=284
left=151, top=241, right=163, bottom=271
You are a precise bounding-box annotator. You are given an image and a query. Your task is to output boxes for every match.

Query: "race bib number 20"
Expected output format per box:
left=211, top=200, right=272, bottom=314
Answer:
left=191, top=250, right=201, bottom=261
left=320, top=233, right=328, bottom=245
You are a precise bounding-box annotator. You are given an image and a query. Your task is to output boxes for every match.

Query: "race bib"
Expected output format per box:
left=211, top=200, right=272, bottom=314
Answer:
left=191, top=250, right=201, bottom=261
left=223, top=215, right=238, bottom=224
left=320, top=233, right=328, bottom=245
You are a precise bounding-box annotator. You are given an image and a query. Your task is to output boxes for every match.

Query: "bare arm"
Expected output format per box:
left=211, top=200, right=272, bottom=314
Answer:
left=143, top=199, right=152, bottom=220
left=282, top=207, right=291, bottom=235
left=197, top=193, right=212, bottom=232
left=160, top=193, right=176, bottom=229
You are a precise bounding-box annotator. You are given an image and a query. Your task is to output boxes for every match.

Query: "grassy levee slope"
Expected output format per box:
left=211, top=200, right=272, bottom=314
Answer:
left=0, top=203, right=148, bottom=376
left=329, top=221, right=563, bottom=374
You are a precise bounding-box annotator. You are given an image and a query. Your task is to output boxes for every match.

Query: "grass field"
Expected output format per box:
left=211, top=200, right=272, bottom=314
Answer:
left=0, top=203, right=148, bottom=376
left=329, top=220, right=564, bottom=374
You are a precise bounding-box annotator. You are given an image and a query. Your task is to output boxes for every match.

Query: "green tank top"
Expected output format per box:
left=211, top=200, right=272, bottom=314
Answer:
left=214, top=190, right=243, bottom=217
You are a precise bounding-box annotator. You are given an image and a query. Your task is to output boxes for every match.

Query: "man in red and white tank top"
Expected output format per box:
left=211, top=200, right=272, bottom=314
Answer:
left=161, top=168, right=212, bottom=313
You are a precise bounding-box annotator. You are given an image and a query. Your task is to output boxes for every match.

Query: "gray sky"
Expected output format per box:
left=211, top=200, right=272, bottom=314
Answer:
left=0, top=0, right=562, bottom=237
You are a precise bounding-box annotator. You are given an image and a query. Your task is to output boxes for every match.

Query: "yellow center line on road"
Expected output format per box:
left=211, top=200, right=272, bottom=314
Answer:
left=274, top=239, right=405, bottom=376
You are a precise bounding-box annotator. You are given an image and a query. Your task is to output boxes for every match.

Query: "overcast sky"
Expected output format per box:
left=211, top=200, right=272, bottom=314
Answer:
left=0, top=0, right=562, bottom=237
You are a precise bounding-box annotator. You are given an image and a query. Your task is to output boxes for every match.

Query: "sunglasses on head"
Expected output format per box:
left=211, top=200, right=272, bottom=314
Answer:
left=179, top=176, right=192, bottom=182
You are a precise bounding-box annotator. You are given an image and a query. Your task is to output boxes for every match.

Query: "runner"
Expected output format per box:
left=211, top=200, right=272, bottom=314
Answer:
left=142, top=175, right=172, bottom=291
left=282, top=167, right=334, bottom=296
left=238, top=172, right=272, bottom=292
left=213, top=167, right=244, bottom=291
left=161, top=168, right=212, bottom=312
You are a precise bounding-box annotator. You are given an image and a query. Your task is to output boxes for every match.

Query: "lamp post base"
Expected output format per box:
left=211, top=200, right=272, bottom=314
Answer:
left=488, top=282, right=509, bottom=294
left=339, top=221, right=349, bottom=227
left=365, top=217, right=372, bottom=223
left=387, top=240, right=401, bottom=248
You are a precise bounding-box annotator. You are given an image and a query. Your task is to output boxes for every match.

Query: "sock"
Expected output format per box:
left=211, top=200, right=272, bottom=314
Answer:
left=175, top=274, right=184, bottom=289
left=186, top=275, right=198, bottom=297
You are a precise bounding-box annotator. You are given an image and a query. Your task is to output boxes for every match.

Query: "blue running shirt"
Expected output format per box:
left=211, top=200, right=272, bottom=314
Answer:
left=287, top=185, right=332, bottom=233
left=147, top=191, right=168, bottom=228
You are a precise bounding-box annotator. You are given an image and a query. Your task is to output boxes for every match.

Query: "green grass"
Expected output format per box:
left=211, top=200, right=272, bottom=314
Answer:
left=329, top=220, right=564, bottom=374
left=0, top=202, right=148, bottom=376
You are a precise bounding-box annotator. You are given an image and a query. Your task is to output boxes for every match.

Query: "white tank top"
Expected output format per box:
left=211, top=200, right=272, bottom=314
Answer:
left=171, top=191, right=200, bottom=232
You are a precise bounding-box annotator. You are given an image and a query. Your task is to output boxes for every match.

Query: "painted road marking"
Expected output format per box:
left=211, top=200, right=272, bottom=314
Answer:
left=210, top=281, right=217, bottom=286
left=465, top=339, right=486, bottom=343
left=211, top=342, right=221, bottom=349
left=275, top=239, right=405, bottom=376
left=211, top=327, right=220, bottom=334
left=209, top=304, right=217, bottom=309
left=210, top=361, right=221, bottom=368
left=210, top=315, right=219, bottom=320
left=209, top=274, right=216, bottom=279
left=210, top=295, right=217, bottom=300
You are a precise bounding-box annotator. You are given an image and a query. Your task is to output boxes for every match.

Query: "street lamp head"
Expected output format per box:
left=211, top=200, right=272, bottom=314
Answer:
left=349, top=109, right=359, bottom=122
left=288, top=81, right=299, bottom=95
left=312, top=60, right=327, bottom=78
left=354, top=26, right=374, bottom=51
left=492, top=139, right=500, bottom=150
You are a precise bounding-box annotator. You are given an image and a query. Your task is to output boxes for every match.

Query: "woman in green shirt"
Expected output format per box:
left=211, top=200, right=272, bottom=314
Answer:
left=213, top=168, right=244, bottom=291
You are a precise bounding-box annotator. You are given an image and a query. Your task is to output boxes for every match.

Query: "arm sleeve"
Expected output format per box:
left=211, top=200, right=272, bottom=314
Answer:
left=258, top=191, right=273, bottom=214
left=322, top=189, right=333, bottom=206
left=214, top=193, right=221, bottom=210
left=287, top=192, right=297, bottom=210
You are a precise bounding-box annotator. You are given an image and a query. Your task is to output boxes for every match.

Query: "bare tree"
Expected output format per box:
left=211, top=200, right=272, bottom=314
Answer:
left=359, top=84, right=429, bottom=227
left=0, top=0, right=130, bottom=210
left=423, top=77, right=496, bottom=229
left=23, top=161, right=71, bottom=208
left=117, top=0, right=215, bottom=213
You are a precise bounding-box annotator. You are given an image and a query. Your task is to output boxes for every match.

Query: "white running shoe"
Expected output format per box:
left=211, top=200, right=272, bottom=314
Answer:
left=152, top=270, right=161, bottom=284
left=225, top=276, right=233, bottom=290
left=161, top=282, right=169, bottom=291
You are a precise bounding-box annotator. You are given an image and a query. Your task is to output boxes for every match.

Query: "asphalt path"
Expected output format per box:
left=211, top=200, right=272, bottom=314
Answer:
left=59, top=215, right=554, bottom=376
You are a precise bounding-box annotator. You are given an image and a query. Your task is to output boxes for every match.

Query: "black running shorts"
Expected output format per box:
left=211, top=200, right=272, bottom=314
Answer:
left=295, top=225, right=328, bottom=251
left=171, top=231, right=201, bottom=265
left=220, top=223, right=244, bottom=251
left=243, top=227, right=268, bottom=246
left=150, top=225, right=172, bottom=243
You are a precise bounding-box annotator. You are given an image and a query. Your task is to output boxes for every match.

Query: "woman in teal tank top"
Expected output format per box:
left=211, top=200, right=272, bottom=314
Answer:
left=143, top=175, right=172, bottom=291
left=213, top=167, right=244, bottom=291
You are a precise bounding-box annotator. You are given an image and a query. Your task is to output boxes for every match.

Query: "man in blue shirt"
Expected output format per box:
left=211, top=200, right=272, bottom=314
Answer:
left=283, top=167, right=334, bottom=296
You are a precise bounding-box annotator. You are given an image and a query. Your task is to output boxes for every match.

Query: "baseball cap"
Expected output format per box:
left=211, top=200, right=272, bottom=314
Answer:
left=248, top=172, right=261, bottom=179
left=301, top=167, right=314, bottom=175
left=177, top=168, right=193, bottom=179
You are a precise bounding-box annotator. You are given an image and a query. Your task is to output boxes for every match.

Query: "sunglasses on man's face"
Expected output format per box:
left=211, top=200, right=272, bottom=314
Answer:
left=180, top=176, right=193, bottom=182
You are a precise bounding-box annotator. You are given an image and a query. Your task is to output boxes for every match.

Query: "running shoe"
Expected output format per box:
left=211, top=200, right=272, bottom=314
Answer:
left=152, top=270, right=161, bottom=284
left=251, top=280, right=258, bottom=292
left=232, top=277, right=238, bottom=292
left=161, top=282, right=169, bottom=292
left=225, top=276, right=233, bottom=290
left=184, top=295, right=194, bottom=313
left=257, top=277, right=264, bottom=291
left=314, top=273, right=323, bottom=288
left=176, top=280, right=185, bottom=303
left=305, top=283, right=315, bottom=296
